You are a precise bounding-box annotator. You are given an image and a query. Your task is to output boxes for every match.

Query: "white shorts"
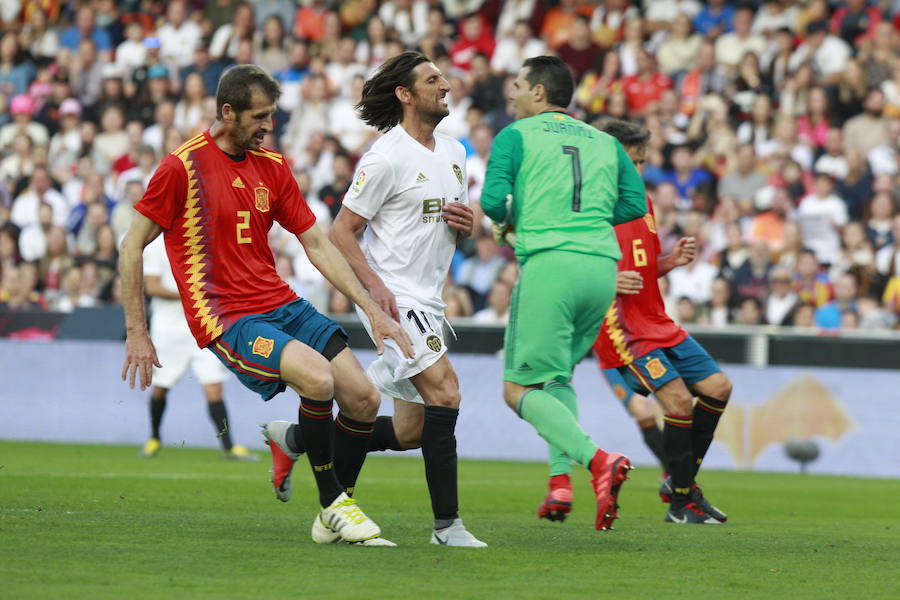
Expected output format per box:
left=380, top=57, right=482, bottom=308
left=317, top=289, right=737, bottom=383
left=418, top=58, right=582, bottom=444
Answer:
left=356, top=305, right=448, bottom=404
left=151, top=321, right=228, bottom=389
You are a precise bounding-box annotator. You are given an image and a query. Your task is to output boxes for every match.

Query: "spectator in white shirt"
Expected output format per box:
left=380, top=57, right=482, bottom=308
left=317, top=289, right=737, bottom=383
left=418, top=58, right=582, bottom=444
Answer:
left=491, top=20, right=547, bottom=76
left=473, top=281, right=512, bottom=325
left=11, top=166, right=69, bottom=230
left=715, top=6, right=767, bottom=71
left=796, top=172, right=849, bottom=265
left=765, top=266, right=799, bottom=326
left=788, top=21, right=851, bottom=84
left=667, top=256, right=718, bottom=305
left=378, top=0, right=429, bottom=47
left=157, top=0, right=202, bottom=70
left=813, top=128, right=850, bottom=180
left=465, top=124, right=493, bottom=204
left=644, top=0, right=701, bottom=34
left=115, top=21, right=148, bottom=80
left=18, top=201, right=54, bottom=262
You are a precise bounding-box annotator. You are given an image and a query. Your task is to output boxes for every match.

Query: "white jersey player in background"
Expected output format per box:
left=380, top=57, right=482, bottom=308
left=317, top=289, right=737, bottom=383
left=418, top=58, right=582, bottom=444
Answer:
left=140, top=236, right=256, bottom=461
left=330, top=51, right=486, bottom=547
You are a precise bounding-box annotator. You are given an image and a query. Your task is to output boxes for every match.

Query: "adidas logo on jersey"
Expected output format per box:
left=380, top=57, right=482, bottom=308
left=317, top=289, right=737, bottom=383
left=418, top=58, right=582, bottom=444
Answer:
left=518, top=362, right=532, bottom=371
left=232, top=177, right=246, bottom=188
left=415, top=172, right=429, bottom=184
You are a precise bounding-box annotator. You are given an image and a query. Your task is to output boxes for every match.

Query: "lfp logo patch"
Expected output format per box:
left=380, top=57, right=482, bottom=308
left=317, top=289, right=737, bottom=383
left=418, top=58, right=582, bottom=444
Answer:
left=252, top=336, right=275, bottom=358
left=354, top=169, right=367, bottom=188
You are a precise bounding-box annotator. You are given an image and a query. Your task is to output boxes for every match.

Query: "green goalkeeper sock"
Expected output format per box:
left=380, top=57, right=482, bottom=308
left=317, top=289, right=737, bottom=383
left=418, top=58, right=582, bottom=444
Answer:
left=544, top=381, right=577, bottom=477
left=516, top=388, right=598, bottom=468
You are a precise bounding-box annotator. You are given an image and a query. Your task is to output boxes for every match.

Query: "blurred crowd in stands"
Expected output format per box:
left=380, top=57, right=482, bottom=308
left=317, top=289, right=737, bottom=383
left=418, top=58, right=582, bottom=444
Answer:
left=0, top=0, right=899, bottom=335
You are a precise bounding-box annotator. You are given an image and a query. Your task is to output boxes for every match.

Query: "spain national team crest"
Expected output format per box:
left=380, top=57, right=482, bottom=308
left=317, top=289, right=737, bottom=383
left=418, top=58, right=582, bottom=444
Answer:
left=425, top=333, right=442, bottom=353
left=644, top=213, right=657, bottom=234
left=252, top=336, right=275, bottom=358
left=646, top=357, right=667, bottom=379
left=254, top=186, right=270, bottom=212
left=452, top=163, right=462, bottom=186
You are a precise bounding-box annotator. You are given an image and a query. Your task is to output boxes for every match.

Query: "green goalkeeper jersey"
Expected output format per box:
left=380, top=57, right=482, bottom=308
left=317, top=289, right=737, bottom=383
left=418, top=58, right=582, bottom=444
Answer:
left=481, top=111, right=647, bottom=262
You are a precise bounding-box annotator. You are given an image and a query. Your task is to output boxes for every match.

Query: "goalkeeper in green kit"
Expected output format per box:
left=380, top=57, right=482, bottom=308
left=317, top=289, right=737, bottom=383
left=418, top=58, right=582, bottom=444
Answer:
left=481, top=56, right=647, bottom=531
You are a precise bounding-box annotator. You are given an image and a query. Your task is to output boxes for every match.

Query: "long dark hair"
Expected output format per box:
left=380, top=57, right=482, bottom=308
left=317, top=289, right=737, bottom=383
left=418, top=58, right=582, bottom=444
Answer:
left=356, top=50, right=430, bottom=132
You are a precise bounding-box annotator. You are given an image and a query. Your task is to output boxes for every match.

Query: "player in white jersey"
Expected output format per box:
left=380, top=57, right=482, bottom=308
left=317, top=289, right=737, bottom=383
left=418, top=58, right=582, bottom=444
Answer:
left=330, top=51, right=486, bottom=547
left=140, top=236, right=256, bottom=461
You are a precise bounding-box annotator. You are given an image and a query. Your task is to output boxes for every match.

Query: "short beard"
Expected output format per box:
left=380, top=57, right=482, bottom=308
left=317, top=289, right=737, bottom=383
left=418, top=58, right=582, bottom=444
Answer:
left=411, top=89, right=448, bottom=127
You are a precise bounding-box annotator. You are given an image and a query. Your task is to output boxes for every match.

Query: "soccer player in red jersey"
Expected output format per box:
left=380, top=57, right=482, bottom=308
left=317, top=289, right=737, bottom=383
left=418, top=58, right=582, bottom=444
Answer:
left=119, top=65, right=413, bottom=546
left=538, top=119, right=733, bottom=525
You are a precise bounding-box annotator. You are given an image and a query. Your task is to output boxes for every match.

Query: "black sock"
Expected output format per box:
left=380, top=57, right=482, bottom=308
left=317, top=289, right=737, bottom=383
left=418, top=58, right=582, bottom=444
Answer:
left=663, top=413, right=694, bottom=505
left=639, top=422, right=667, bottom=470
left=367, top=416, right=406, bottom=452
left=692, top=395, right=728, bottom=476
left=298, top=397, right=343, bottom=507
left=422, top=406, right=460, bottom=526
left=207, top=401, right=233, bottom=451
left=333, top=414, right=375, bottom=496
left=149, top=394, right=166, bottom=440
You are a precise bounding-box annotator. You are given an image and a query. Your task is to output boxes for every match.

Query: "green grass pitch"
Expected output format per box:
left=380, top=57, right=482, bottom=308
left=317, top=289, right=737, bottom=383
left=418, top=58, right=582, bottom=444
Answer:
left=1, top=440, right=899, bottom=599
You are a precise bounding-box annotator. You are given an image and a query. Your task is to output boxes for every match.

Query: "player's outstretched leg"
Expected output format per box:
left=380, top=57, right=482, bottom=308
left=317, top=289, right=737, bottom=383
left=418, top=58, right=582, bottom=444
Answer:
left=512, top=385, right=632, bottom=531
left=261, top=420, right=303, bottom=502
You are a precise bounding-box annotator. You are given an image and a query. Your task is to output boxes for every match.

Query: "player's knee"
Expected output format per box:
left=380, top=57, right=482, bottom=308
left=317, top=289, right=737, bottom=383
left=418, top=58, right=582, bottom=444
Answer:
left=303, top=368, right=334, bottom=402
left=628, top=395, right=655, bottom=421
left=353, top=382, right=381, bottom=420
left=502, top=385, right=520, bottom=411
left=712, top=377, right=733, bottom=403
left=669, top=393, right=693, bottom=417
left=429, top=380, right=460, bottom=409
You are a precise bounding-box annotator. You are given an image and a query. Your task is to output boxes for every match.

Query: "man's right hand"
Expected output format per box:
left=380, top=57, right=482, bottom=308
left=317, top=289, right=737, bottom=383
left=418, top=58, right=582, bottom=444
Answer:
left=616, top=270, right=643, bottom=295
left=368, top=279, right=400, bottom=322
left=121, top=330, right=161, bottom=391
left=368, top=306, right=414, bottom=358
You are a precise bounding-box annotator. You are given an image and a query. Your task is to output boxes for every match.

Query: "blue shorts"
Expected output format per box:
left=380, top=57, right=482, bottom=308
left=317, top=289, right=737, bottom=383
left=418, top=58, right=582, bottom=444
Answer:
left=208, top=299, right=345, bottom=401
left=601, top=368, right=633, bottom=408
left=616, top=336, right=720, bottom=397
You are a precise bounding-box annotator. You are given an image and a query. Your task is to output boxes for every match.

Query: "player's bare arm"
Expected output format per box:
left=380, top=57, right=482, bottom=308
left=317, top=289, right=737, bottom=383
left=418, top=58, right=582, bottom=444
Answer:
left=442, top=201, right=475, bottom=240
left=657, top=236, right=697, bottom=277
left=299, top=223, right=414, bottom=358
left=329, top=206, right=399, bottom=321
left=119, top=212, right=164, bottom=390
left=616, top=270, right=643, bottom=295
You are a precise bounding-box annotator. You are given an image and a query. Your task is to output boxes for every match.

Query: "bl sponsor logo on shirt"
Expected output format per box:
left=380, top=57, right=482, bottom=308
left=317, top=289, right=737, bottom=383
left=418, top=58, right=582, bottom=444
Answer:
left=422, top=197, right=459, bottom=223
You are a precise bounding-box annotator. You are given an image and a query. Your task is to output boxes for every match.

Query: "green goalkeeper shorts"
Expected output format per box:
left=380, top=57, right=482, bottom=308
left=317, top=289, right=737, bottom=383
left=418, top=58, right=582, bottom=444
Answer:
left=504, top=250, right=617, bottom=386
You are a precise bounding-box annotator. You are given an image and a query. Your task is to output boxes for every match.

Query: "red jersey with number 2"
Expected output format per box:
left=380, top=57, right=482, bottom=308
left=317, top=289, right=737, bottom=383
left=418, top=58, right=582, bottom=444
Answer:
left=594, top=195, right=688, bottom=368
left=134, top=131, right=316, bottom=348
